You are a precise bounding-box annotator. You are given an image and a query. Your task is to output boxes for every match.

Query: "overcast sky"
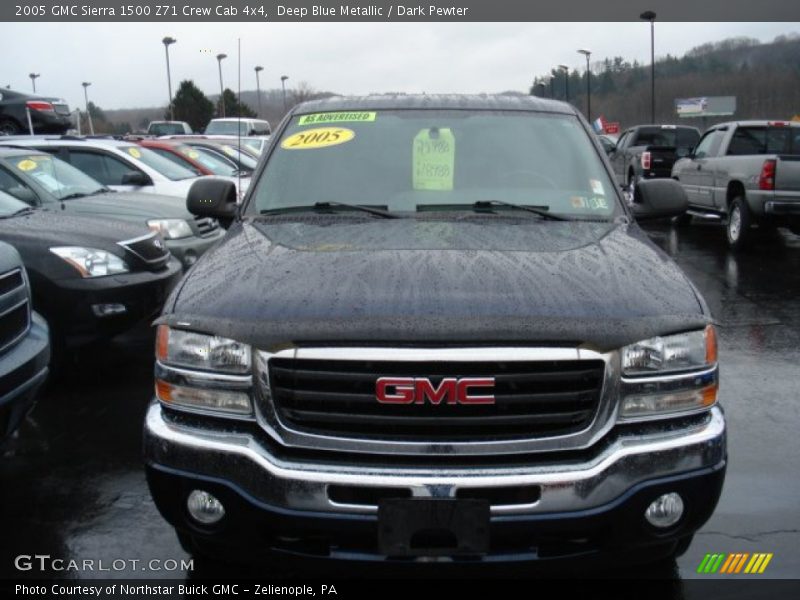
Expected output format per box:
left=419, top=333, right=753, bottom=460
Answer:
left=1, top=22, right=797, bottom=110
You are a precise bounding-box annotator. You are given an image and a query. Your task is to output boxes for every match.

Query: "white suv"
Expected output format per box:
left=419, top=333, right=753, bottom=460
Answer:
left=0, top=137, right=206, bottom=198
left=204, top=118, right=271, bottom=136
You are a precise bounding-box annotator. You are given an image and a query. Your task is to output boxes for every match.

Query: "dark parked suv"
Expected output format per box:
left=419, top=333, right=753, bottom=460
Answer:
left=145, top=95, right=726, bottom=568
left=0, top=241, right=49, bottom=442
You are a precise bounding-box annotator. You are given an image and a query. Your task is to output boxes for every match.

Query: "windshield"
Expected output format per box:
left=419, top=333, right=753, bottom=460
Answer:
left=242, top=138, right=266, bottom=155
left=248, top=109, right=621, bottom=219
left=119, top=145, right=196, bottom=180
left=212, top=144, right=259, bottom=170
left=180, top=145, right=239, bottom=176
left=150, top=123, right=188, bottom=135
left=0, top=189, right=32, bottom=215
left=205, top=121, right=250, bottom=135
left=635, top=127, right=699, bottom=149
left=8, top=153, right=105, bottom=200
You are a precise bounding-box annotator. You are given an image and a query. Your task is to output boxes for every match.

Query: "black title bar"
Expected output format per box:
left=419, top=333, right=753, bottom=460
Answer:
left=3, top=0, right=800, bottom=22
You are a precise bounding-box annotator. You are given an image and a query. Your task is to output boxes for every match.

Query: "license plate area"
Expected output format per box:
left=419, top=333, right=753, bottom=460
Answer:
left=378, top=499, right=489, bottom=557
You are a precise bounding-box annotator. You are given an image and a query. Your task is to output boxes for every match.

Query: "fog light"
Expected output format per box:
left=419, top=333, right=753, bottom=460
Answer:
left=183, top=251, right=198, bottom=267
left=186, top=490, right=225, bottom=525
left=91, top=303, right=127, bottom=317
left=645, top=493, right=684, bottom=528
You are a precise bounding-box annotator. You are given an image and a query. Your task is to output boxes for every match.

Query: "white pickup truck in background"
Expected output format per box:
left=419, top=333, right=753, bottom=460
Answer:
left=671, top=120, right=800, bottom=249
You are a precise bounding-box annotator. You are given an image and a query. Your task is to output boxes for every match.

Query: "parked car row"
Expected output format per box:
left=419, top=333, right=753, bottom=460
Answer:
left=601, top=119, right=800, bottom=249
left=0, top=130, right=248, bottom=440
left=144, top=118, right=271, bottom=155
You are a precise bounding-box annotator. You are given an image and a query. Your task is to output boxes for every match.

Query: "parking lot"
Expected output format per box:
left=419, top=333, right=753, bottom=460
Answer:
left=0, top=219, right=798, bottom=582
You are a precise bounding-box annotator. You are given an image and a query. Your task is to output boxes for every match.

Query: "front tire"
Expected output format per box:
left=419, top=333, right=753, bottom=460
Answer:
left=626, top=170, right=638, bottom=205
left=0, top=118, right=21, bottom=136
left=726, top=197, right=752, bottom=250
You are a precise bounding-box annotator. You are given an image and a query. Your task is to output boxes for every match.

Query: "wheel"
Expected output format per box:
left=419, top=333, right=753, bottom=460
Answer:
left=626, top=170, right=638, bottom=204
left=726, top=196, right=752, bottom=250
left=0, top=118, right=21, bottom=136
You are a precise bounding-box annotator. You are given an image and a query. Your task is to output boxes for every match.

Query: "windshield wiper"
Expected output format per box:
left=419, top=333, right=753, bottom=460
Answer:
left=260, top=202, right=401, bottom=220
left=58, top=192, right=88, bottom=201
left=471, top=200, right=569, bottom=221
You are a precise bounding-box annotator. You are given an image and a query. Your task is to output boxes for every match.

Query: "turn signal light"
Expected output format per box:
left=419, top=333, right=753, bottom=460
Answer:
left=705, top=324, right=718, bottom=365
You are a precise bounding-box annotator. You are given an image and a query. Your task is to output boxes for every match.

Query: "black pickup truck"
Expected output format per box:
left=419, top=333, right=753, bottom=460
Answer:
left=144, top=95, right=726, bottom=569
left=607, top=125, right=700, bottom=197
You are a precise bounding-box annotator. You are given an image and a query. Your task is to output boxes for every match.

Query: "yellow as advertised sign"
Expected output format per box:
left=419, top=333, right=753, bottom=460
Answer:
left=281, top=127, right=355, bottom=150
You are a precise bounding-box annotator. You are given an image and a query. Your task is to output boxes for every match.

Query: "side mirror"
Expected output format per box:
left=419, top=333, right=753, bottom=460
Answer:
left=121, top=171, right=151, bottom=186
left=187, top=178, right=238, bottom=228
left=676, top=147, right=692, bottom=159
left=631, top=179, right=689, bottom=221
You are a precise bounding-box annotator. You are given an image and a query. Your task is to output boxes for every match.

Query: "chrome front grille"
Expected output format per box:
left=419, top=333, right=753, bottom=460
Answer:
left=0, top=268, right=30, bottom=353
left=255, top=347, right=618, bottom=456
left=269, top=357, right=604, bottom=441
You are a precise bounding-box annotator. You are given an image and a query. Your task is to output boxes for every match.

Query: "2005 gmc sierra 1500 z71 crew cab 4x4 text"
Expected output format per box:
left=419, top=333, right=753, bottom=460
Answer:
left=143, top=95, right=726, bottom=569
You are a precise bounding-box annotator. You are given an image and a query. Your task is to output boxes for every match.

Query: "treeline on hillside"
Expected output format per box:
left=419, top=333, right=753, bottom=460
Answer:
left=531, top=34, right=800, bottom=128
left=101, top=80, right=332, bottom=134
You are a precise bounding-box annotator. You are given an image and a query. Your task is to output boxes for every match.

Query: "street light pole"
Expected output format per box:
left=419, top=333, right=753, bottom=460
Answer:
left=640, top=10, right=656, bottom=124
left=254, top=66, right=264, bottom=118
left=558, top=65, right=569, bottom=103
left=578, top=48, right=592, bottom=122
left=280, top=75, right=289, bottom=111
left=216, top=53, right=227, bottom=117
left=81, top=82, right=94, bottom=135
left=162, top=36, right=176, bottom=120
left=29, top=73, right=39, bottom=93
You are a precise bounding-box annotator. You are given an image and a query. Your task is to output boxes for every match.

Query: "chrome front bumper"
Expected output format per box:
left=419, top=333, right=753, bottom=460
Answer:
left=144, top=402, right=726, bottom=516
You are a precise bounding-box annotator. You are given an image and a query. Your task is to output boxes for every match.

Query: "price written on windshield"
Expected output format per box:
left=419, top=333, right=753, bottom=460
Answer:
left=413, top=128, right=456, bottom=191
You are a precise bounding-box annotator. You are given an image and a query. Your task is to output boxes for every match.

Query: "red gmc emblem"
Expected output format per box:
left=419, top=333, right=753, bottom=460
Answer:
left=376, top=377, right=496, bottom=405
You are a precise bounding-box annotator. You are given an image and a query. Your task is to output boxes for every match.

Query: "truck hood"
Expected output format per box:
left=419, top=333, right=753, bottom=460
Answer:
left=60, top=191, right=186, bottom=222
left=161, top=217, right=709, bottom=352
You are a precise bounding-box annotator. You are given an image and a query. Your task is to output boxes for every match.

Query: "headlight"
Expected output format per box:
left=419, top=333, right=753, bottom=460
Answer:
left=619, top=325, right=718, bottom=421
left=50, top=247, right=129, bottom=278
left=622, top=326, right=716, bottom=375
left=147, top=218, right=193, bottom=240
left=155, top=379, right=252, bottom=416
left=156, top=325, right=251, bottom=374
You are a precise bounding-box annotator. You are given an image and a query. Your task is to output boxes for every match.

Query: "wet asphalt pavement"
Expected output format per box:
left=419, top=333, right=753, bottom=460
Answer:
left=1, top=219, right=799, bottom=584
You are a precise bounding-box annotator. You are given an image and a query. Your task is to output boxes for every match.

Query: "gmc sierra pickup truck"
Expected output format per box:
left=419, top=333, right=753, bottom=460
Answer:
left=671, top=120, right=800, bottom=249
left=608, top=124, right=700, bottom=197
left=144, top=95, right=726, bottom=568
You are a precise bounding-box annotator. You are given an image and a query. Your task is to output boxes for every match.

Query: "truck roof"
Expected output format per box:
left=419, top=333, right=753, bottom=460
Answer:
left=710, top=120, right=800, bottom=129
left=292, top=94, right=577, bottom=115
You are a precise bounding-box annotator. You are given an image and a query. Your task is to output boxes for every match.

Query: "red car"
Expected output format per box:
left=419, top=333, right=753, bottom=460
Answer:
left=137, top=139, right=245, bottom=177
